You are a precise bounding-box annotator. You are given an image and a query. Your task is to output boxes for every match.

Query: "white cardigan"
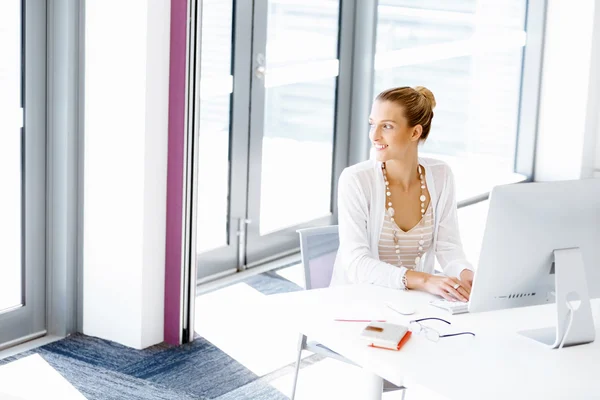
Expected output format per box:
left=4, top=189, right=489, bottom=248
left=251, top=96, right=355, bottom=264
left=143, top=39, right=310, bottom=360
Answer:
left=331, top=157, right=474, bottom=289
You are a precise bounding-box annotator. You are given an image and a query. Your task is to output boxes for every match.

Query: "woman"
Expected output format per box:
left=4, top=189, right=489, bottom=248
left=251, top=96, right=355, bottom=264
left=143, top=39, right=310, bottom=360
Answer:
left=331, top=86, right=474, bottom=302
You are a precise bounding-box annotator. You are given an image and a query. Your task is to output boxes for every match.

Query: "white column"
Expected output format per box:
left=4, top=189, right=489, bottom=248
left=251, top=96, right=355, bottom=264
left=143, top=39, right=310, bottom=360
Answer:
left=83, top=0, right=171, bottom=349
left=535, top=0, right=599, bottom=181
left=585, top=2, right=600, bottom=179
left=594, top=100, right=600, bottom=178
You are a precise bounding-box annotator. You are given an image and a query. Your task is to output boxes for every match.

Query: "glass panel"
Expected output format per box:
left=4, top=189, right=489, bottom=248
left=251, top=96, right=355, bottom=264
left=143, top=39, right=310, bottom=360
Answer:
left=196, top=0, right=234, bottom=253
left=374, top=0, right=527, bottom=200
left=0, top=0, right=22, bottom=312
left=260, top=0, right=340, bottom=235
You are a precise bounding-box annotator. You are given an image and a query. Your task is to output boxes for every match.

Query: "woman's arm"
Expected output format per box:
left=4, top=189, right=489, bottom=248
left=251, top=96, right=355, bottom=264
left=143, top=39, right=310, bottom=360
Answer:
left=435, top=165, right=474, bottom=278
left=336, top=169, right=408, bottom=288
left=403, top=166, right=474, bottom=302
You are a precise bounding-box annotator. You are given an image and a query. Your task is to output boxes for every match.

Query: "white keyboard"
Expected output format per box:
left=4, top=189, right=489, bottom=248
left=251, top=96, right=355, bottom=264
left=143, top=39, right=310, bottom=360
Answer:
left=429, top=299, right=470, bottom=314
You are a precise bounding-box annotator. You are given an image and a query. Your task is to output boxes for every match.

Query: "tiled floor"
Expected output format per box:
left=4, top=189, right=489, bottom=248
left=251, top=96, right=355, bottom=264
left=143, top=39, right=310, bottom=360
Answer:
left=195, top=279, right=305, bottom=378
left=0, top=354, right=86, bottom=399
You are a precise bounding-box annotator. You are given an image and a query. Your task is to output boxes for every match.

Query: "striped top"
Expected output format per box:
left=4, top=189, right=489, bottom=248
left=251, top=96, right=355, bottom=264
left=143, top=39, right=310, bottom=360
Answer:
left=332, top=157, right=474, bottom=289
left=378, top=202, right=434, bottom=271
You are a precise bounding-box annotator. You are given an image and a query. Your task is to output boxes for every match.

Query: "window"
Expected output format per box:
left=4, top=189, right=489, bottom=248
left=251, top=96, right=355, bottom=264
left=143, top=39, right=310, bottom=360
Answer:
left=374, top=0, right=529, bottom=202
left=0, top=0, right=46, bottom=349
left=0, top=0, right=22, bottom=313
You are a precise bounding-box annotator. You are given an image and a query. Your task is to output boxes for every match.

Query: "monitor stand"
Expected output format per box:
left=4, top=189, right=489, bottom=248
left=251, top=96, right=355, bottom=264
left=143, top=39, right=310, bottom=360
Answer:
left=518, top=248, right=595, bottom=349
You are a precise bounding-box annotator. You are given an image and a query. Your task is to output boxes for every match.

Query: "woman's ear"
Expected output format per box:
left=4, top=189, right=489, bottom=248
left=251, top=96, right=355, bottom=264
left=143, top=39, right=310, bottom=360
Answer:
left=410, top=125, right=423, bottom=142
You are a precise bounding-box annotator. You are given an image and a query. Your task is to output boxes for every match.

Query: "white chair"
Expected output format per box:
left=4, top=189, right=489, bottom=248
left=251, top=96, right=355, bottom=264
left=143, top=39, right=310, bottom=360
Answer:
left=291, top=225, right=405, bottom=399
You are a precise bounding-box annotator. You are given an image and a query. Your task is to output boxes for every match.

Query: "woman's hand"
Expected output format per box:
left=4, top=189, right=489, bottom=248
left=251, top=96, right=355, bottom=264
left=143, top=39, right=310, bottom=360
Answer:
left=459, top=269, right=474, bottom=290
left=405, top=271, right=470, bottom=302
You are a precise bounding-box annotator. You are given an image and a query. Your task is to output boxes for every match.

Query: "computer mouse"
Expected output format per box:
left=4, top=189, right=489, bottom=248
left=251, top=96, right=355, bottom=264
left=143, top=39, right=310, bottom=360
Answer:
left=386, top=301, right=415, bottom=316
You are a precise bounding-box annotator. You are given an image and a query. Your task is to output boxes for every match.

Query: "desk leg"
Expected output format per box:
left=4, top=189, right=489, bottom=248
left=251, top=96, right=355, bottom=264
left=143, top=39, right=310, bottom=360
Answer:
left=359, top=370, right=383, bottom=400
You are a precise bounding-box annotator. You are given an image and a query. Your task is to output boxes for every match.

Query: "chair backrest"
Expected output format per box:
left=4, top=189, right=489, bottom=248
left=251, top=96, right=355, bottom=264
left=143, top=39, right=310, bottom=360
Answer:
left=297, top=225, right=339, bottom=290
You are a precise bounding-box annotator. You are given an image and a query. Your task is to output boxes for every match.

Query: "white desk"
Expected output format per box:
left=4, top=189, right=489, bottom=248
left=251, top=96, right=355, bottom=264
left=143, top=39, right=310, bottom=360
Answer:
left=266, top=284, right=600, bottom=400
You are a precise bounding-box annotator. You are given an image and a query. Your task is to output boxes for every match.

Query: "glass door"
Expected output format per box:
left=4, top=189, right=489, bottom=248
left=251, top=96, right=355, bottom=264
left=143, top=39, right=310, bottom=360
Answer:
left=0, top=0, right=23, bottom=318
left=195, top=0, right=344, bottom=281
left=0, top=0, right=47, bottom=348
left=245, top=0, right=342, bottom=265
left=195, top=0, right=251, bottom=281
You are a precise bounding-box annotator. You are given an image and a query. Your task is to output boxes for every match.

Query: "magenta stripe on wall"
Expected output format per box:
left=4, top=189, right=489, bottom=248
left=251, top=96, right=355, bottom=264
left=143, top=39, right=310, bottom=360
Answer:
left=164, top=0, right=187, bottom=345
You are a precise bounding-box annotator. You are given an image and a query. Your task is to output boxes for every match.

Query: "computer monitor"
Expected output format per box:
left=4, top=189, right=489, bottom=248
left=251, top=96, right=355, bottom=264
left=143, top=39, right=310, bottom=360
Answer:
left=468, top=178, right=600, bottom=313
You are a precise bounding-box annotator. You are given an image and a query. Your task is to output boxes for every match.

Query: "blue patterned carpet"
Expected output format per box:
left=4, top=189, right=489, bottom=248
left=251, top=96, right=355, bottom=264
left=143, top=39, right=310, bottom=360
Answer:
left=0, top=271, right=303, bottom=400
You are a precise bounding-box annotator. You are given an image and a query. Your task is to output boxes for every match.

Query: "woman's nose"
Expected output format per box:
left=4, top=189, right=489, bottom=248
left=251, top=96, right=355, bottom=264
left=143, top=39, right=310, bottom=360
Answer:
left=369, top=126, right=381, bottom=141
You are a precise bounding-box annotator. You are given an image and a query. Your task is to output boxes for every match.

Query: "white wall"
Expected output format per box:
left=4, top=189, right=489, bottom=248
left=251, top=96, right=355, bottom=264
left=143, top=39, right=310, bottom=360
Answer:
left=595, top=106, right=600, bottom=178
left=83, top=0, right=171, bottom=349
left=535, top=0, right=599, bottom=181
left=584, top=1, right=600, bottom=179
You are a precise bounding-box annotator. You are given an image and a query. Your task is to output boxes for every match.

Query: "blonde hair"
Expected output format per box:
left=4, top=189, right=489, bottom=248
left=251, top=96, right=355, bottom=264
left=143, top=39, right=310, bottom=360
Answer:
left=375, top=86, right=436, bottom=141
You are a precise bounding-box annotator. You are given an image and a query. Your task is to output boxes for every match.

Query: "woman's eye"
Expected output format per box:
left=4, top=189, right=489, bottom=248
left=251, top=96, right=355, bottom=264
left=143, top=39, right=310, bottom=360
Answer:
left=368, top=123, right=392, bottom=129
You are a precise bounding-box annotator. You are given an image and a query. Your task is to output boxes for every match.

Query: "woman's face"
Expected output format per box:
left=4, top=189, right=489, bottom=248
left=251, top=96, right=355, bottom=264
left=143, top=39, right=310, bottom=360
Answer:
left=368, top=100, right=420, bottom=162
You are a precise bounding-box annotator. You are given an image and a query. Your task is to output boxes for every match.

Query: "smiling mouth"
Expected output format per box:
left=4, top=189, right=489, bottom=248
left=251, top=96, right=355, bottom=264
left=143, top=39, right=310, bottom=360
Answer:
left=373, top=144, right=388, bottom=150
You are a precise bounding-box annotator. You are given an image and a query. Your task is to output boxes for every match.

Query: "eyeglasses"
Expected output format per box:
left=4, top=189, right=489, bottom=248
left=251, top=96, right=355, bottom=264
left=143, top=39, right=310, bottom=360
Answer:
left=409, top=317, right=475, bottom=342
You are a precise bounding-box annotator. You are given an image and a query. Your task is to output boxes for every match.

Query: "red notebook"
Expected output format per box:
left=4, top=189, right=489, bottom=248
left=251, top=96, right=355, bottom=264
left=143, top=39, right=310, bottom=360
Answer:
left=368, top=331, right=412, bottom=351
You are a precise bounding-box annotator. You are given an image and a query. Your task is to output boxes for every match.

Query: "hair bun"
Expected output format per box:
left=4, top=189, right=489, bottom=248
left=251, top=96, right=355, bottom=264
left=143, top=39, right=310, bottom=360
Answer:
left=414, top=86, right=436, bottom=110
